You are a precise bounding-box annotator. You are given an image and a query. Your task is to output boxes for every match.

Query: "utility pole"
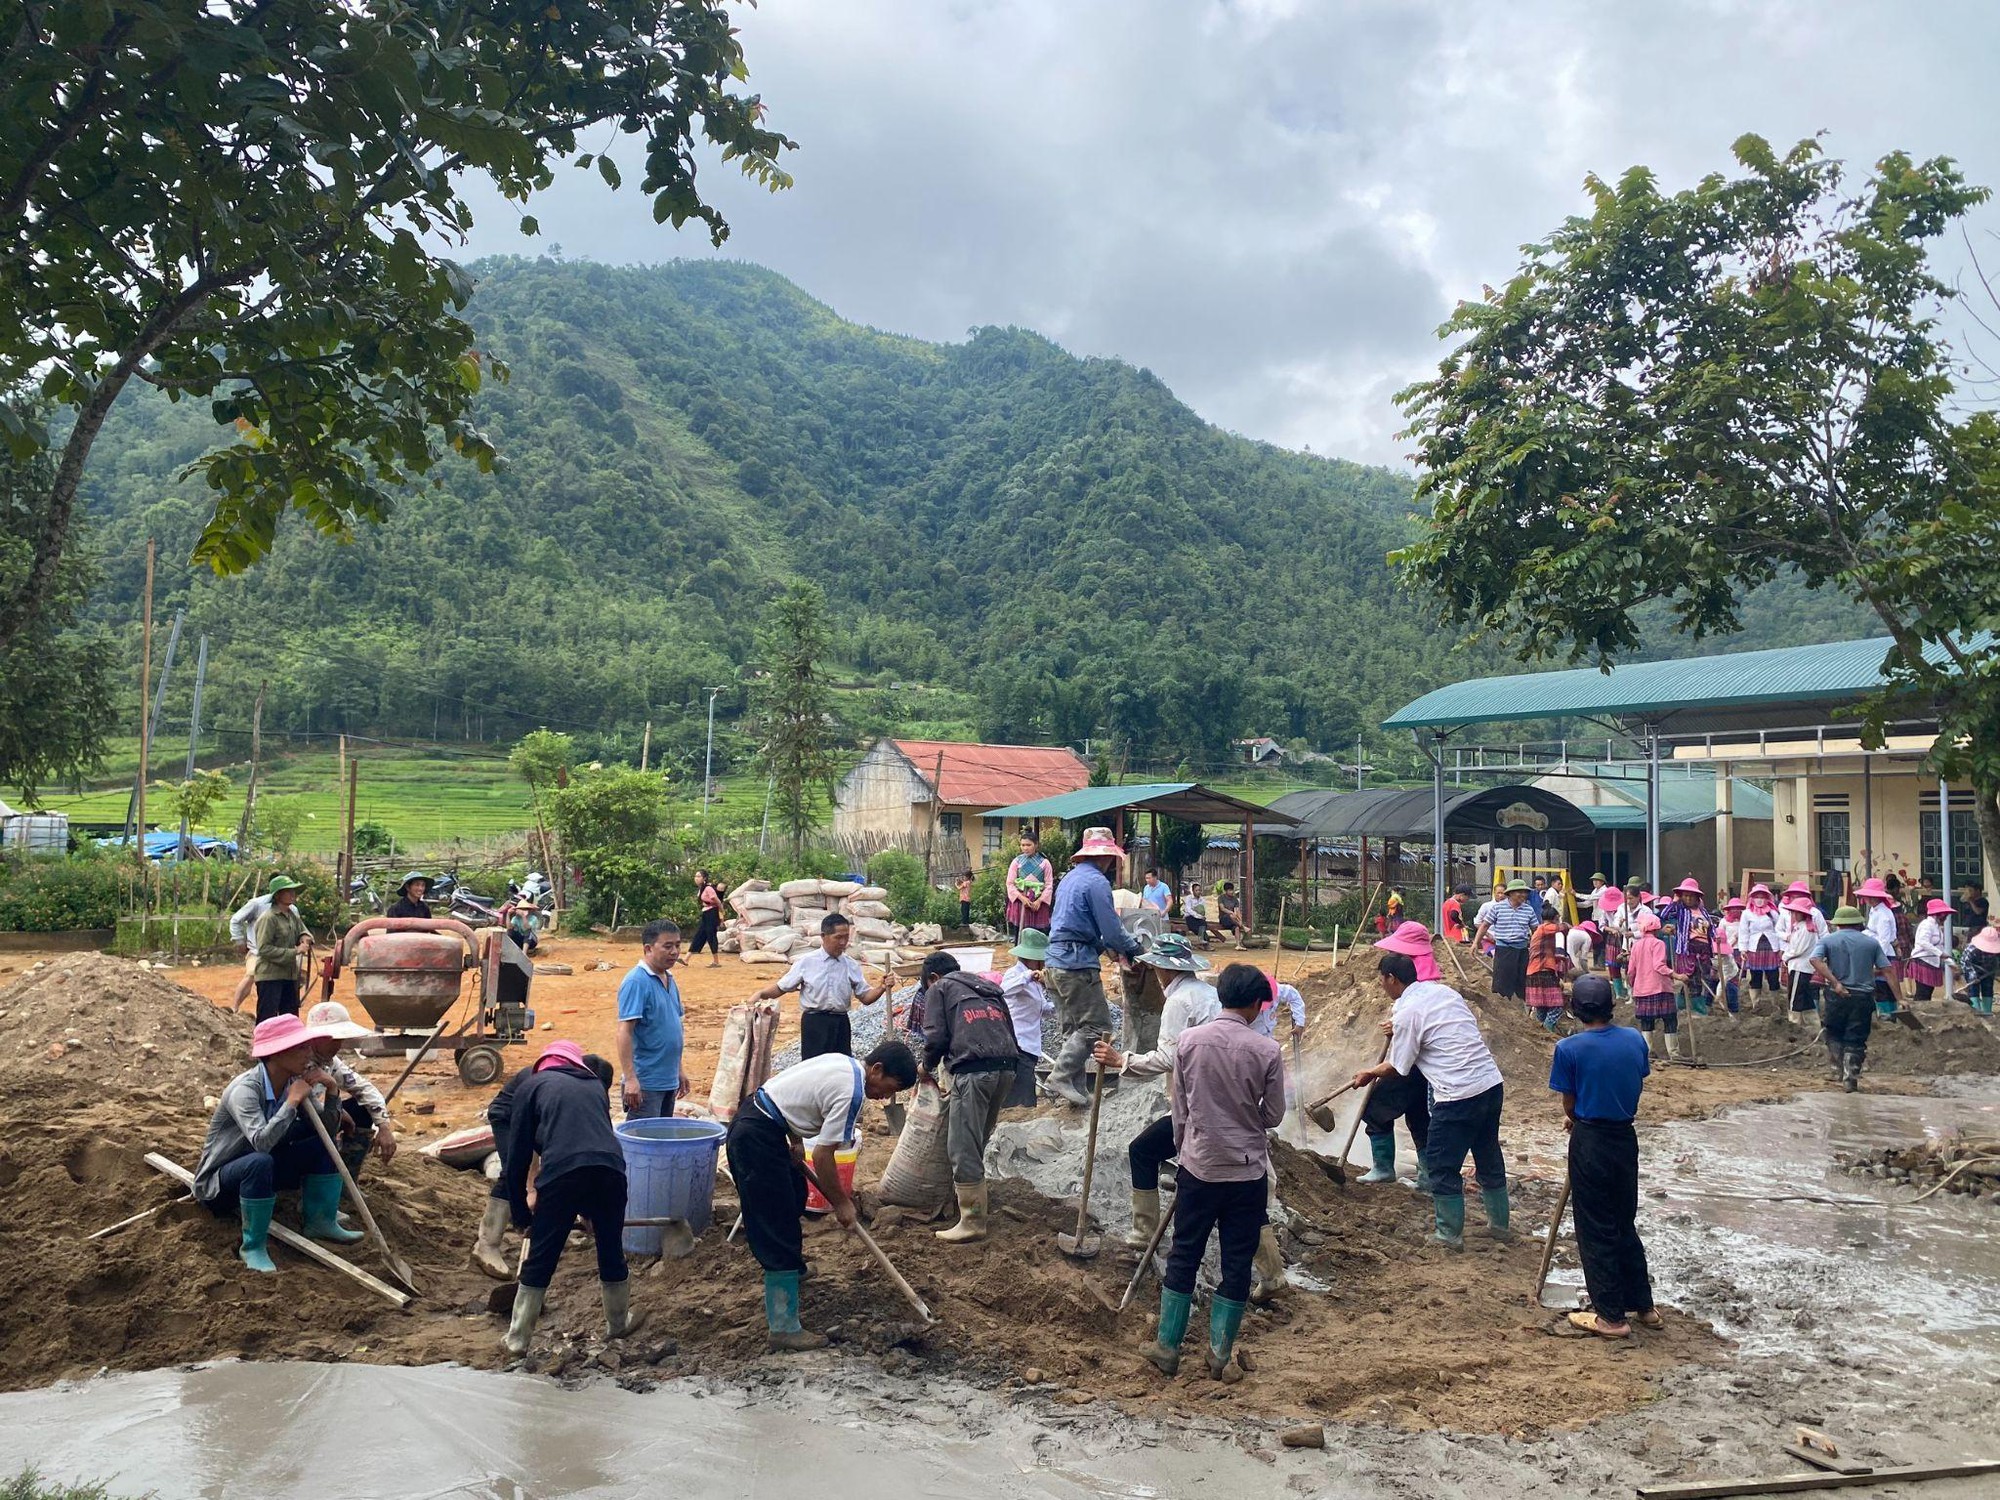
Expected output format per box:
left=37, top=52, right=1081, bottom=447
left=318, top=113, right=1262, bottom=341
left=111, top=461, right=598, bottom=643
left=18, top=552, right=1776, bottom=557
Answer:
left=639, top=720, right=651, bottom=774
left=176, top=635, right=209, bottom=855
left=125, top=607, right=182, bottom=842
left=134, top=540, right=155, bottom=893
left=702, top=687, right=724, bottom=820
left=342, top=754, right=359, bottom=896
left=235, top=680, right=267, bottom=851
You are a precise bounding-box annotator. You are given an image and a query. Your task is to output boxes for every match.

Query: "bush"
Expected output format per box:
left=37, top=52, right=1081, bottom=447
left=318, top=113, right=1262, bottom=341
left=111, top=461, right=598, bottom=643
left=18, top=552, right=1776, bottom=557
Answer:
left=564, top=849, right=678, bottom=931
left=865, top=849, right=931, bottom=924
left=351, top=820, right=396, bottom=857
left=230, top=858, right=342, bottom=930
left=2, top=1467, right=124, bottom=1500
left=969, top=862, right=1009, bottom=925
left=0, top=854, right=126, bottom=930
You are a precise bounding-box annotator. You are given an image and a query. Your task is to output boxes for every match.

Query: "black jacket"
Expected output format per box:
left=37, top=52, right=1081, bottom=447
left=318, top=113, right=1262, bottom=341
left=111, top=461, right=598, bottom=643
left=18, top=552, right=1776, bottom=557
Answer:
left=922, top=971, right=1020, bottom=1075
left=485, top=1066, right=533, bottom=1161
left=387, top=897, right=432, bottom=919
left=503, top=1063, right=625, bottom=1227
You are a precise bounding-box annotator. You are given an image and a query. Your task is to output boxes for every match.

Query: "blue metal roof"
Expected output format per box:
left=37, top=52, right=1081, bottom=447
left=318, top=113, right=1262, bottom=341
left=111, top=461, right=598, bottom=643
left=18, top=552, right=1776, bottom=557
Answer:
left=983, top=782, right=1293, bottom=825
left=1382, top=634, right=1980, bottom=734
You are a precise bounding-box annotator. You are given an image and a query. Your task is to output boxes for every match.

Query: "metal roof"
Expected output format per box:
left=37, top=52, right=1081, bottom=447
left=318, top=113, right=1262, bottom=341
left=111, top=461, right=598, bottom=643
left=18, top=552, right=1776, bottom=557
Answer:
left=983, top=782, right=1296, bottom=825
left=1551, top=766, right=1775, bottom=829
left=1253, top=784, right=1595, bottom=844
left=1381, top=633, right=1980, bottom=736
left=884, top=739, right=1091, bottom=809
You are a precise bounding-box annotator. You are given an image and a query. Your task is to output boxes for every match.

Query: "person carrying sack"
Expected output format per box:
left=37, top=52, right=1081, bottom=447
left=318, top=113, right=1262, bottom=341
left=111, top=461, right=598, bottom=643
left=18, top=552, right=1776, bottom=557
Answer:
left=917, top=953, right=1021, bottom=1243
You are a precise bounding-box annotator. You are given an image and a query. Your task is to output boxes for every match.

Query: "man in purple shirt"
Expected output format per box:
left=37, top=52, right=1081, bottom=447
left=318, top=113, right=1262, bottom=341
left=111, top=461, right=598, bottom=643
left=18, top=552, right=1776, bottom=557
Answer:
left=1145, top=963, right=1286, bottom=1383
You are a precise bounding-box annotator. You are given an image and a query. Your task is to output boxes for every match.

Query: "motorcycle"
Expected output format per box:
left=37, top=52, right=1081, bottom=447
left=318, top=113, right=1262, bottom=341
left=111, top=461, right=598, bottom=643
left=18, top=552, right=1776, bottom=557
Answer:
left=448, top=887, right=503, bottom=929
left=347, top=874, right=383, bottom=914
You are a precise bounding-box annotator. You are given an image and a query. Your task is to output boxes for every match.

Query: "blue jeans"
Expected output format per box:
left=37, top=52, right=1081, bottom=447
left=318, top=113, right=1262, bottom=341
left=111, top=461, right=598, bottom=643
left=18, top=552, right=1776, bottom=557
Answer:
left=208, top=1123, right=335, bottom=1211
left=1420, top=1082, right=1506, bottom=1200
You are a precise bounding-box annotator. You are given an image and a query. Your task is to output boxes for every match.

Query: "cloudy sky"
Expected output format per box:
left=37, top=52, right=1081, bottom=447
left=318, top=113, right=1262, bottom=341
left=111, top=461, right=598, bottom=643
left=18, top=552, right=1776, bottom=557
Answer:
left=463, top=0, right=2000, bottom=469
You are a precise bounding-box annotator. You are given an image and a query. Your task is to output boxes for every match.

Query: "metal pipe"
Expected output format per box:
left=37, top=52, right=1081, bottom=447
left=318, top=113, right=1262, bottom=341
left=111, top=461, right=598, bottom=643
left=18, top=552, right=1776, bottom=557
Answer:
left=1940, top=775, right=1956, bottom=1004
left=335, top=915, right=480, bottom=969
left=1646, top=723, right=1662, bottom=895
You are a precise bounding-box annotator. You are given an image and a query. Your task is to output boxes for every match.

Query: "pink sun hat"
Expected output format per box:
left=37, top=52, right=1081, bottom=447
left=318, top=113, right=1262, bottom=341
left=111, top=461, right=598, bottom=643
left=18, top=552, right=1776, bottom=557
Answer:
left=1071, top=826, right=1127, bottom=861
left=1750, top=882, right=1773, bottom=897
left=535, top=1039, right=587, bottom=1073
left=1785, top=880, right=1814, bottom=897
left=1783, top=894, right=1817, bottom=915
left=1724, top=897, right=1745, bottom=911
left=1972, top=926, right=2000, bottom=956
left=1675, top=876, right=1704, bottom=897
left=1578, top=919, right=1599, bottom=935
left=1600, top=887, right=1625, bottom=911
left=250, top=1014, right=316, bottom=1059
left=1375, top=921, right=1441, bottom=981
left=1853, top=877, right=1892, bottom=902
left=1925, top=898, right=1955, bottom=917
left=1632, top=909, right=1661, bottom=935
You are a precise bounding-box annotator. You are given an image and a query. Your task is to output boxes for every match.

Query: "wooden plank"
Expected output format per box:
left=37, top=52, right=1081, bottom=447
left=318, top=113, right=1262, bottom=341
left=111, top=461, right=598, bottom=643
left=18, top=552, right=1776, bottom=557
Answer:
left=1779, top=1446, right=1870, bottom=1477
left=1637, top=1458, right=2000, bottom=1499
left=143, top=1153, right=411, bottom=1309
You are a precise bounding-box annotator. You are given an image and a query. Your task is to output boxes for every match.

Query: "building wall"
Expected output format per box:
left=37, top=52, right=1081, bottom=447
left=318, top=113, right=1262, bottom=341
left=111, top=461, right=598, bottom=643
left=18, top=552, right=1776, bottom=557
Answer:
left=1769, top=768, right=1984, bottom=897
left=831, top=742, right=929, bottom=843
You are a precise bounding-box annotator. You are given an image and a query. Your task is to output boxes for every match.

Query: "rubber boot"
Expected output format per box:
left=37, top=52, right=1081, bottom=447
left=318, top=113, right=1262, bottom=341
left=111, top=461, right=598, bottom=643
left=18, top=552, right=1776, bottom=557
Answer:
left=936, top=1181, right=988, bottom=1243
left=472, top=1197, right=512, bottom=1279
left=1124, top=1189, right=1161, bottom=1249
left=1146, top=1288, right=1191, bottom=1375
left=601, top=1278, right=648, bottom=1339
left=300, top=1174, right=364, bottom=1244
left=502, top=1284, right=545, bottom=1356
left=1875, top=999, right=1897, bottom=1019
left=1431, top=1194, right=1466, bottom=1250
left=1359, top=1134, right=1397, bottom=1183
left=237, top=1195, right=278, bottom=1274
left=1481, top=1186, right=1514, bottom=1241
left=1824, top=1036, right=1845, bottom=1082
left=1842, top=1047, right=1864, bottom=1094
left=1206, top=1296, right=1247, bottom=1382
left=1664, top=1030, right=1683, bottom=1062
left=1248, top=1226, right=1288, bottom=1305
left=1413, top=1158, right=1435, bottom=1194
left=764, top=1270, right=828, bottom=1352
left=1645, top=1028, right=1665, bottom=1061
left=1047, top=1032, right=1095, bottom=1107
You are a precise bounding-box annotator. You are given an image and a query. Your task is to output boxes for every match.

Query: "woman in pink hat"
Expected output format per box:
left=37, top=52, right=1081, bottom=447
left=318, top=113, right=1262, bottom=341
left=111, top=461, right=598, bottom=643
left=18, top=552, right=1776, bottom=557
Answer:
left=1599, top=886, right=1629, bottom=999
left=1740, top=884, right=1782, bottom=996
left=191, top=1014, right=363, bottom=1274
left=1626, top=910, right=1680, bottom=1060
left=1375, top=920, right=1442, bottom=982
left=1851, top=879, right=1904, bottom=1015
left=1356, top=924, right=1437, bottom=1188
left=1780, top=895, right=1824, bottom=1027
left=1663, top=878, right=1716, bottom=1015
left=1959, top=923, right=1999, bottom=1015
left=1908, top=899, right=1955, bottom=1004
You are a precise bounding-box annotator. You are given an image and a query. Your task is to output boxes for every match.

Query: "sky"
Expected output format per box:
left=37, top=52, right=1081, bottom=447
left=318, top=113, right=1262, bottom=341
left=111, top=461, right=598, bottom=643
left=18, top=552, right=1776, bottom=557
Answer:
left=461, top=0, right=2000, bottom=469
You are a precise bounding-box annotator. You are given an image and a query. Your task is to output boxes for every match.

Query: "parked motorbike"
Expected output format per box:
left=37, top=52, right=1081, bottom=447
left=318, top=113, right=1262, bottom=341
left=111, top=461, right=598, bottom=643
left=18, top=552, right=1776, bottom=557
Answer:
left=448, top=888, right=502, bottom=929
left=347, top=874, right=383, bottom=914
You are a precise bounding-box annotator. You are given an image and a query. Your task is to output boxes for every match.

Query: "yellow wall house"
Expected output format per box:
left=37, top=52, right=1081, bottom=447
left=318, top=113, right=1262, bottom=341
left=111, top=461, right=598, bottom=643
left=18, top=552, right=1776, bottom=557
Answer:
left=1383, top=635, right=1991, bottom=909
left=832, top=739, right=1092, bottom=871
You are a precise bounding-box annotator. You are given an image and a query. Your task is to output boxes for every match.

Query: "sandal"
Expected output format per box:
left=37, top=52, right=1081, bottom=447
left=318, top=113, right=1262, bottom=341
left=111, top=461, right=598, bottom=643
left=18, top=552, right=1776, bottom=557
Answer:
left=1567, top=1310, right=1631, bottom=1339
left=1634, top=1309, right=1665, bottom=1330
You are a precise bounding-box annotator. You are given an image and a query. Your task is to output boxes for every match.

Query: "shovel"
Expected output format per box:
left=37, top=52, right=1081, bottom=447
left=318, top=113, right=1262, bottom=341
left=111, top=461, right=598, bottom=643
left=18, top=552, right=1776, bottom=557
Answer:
left=1117, top=1203, right=1173, bottom=1311
left=1304, top=1078, right=1364, bottom=1134
left=302, top=1096, right=420, bottom=1294
left=1057, top=1062, right=1107, bottom=1260
left=1532, top=1171, right=1572, bottom=1308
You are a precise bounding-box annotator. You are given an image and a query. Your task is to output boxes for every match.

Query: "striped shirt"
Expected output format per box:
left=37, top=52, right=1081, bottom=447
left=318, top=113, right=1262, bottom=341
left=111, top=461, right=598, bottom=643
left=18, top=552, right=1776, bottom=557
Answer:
left=1479, top=899, right=1538, bottom=948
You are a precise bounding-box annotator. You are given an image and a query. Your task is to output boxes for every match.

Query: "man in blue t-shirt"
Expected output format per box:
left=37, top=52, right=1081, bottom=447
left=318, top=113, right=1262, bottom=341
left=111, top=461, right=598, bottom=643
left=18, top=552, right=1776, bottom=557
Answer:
left=616, top=919, right=688, bottom=1119
left=1811, top=906, right=1895, bottom=1092
left=1547, top=976, right=1660, bottom=1341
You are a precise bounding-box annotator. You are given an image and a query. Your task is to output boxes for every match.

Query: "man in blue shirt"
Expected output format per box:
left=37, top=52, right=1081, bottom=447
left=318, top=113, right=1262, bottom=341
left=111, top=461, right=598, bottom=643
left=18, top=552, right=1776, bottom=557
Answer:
left=1548, top=976, right=1660, bottom=1340
left=1811, top=906, right=1895, bottom=1093
left=1044, top=826, right=1145, bottom=1106
left=616, top=919, right=688, bottom=1119
left=1141, top=869, right=1172, bottom=916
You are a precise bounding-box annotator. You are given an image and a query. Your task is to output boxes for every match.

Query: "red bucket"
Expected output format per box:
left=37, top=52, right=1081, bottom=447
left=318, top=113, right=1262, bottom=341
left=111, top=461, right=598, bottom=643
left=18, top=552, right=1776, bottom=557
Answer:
left=804, top=1144, right=859, bottom=1215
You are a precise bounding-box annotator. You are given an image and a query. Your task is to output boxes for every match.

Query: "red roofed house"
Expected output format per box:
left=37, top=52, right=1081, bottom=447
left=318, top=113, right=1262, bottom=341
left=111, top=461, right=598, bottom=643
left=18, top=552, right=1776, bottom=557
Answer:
left=833, top=739, right=1092, bottom=869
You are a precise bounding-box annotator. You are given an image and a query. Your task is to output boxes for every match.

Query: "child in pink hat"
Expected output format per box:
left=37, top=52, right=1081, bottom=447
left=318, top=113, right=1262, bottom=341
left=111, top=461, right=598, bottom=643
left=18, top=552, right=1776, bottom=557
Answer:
left=1374, top=920, right=1442, bottom=982
left=1627, top=910, right=1680, bottom=1059
left=1908, top=899, right=1955, bottom=1003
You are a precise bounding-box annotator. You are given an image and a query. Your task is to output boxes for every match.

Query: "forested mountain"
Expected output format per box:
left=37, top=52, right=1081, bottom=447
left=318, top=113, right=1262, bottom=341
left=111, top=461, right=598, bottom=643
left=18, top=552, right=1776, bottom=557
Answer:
left=74, top=258, right=1872, bottom=774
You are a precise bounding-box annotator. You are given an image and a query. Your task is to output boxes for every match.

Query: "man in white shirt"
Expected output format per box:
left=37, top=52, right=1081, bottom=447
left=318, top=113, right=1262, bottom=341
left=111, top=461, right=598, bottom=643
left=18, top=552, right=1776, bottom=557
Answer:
left=1092, top=934, right=1219, bottom=1251
left=752, top=913, right=890, bottom=1059
left=229, top=891, right=273, bottom=1011
left=1353, top=953, right=1510, bottom=1250
left=723, top=1041, right=919, bottom=1350
left=1251, top=978, right=1305, bottom=1039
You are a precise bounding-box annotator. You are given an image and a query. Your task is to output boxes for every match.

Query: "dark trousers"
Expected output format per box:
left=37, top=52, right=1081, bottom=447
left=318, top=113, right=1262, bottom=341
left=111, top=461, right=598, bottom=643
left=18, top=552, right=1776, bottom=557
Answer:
left=1492, top=945, right=1528, bottom=1000
left=1747, top=966, right=1777, bottom=991
left=1362, top=1066, right=1430, bottom=1151
left=254, top=979, right=301, bottom=1021
left=1163, top=1169, right=1265, bottom=1304
left=1569, top=1119, right=1652, bottom=1323
left=726, top=1108, right=807, bottom=1274
left=1128, top=1113, right=1177, bottom=1191
left=959, top=901, right=972, bottom=927
left=1421, top=1082, right=1506, bottom=1199
left=1007, top=1050, right=1040, bottom=1108
left=690, top=909, right=721, bottom=956
left=1788, top=970, right=1820, bottom=1013
left=1822, top=989, right=1875, bottom=1056
left=207, top=1122, right=334, bottom=1212
left=520, top=1164, right=628, bottom=1290
left=799, top=1010, right=852, bottom=1060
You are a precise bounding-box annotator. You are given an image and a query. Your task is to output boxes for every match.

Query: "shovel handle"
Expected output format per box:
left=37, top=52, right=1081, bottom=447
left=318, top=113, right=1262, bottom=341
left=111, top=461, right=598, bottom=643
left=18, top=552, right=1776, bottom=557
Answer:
left=1118, top=1204, right=1174, bottom=1311
left=1071, top=1061, right=1107, bottom=1241
left=802, top=1164, right=934, bottom=1325
left=302, top=1092, right=419, bottom=1293
left=1533, top=1172, right=1571, bottom=1305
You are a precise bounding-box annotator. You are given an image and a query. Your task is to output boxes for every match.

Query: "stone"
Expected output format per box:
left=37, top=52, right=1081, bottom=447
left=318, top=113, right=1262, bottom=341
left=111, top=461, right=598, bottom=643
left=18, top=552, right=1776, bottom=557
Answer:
left=1022, top=1366, right=1045, bottom=1384
left=1279, top=1426, right=1324, bottom=1451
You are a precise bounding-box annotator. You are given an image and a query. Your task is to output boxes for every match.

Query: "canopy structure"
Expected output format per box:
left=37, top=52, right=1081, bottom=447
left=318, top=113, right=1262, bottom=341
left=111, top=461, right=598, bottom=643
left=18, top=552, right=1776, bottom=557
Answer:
left=1256, top=785, right=1594, bottom=845
left=984, top=782, right=1297, bottom=932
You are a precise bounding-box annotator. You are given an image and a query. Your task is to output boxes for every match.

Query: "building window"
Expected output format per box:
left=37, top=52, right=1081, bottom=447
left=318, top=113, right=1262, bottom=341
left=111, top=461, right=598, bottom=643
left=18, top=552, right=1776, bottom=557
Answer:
left=1920, top=811, right=1983, bottom=890
left=982, top=817, right=1003, bottom=860
left=939, top=811, right=963, bottom=843
left=1815, top=811, right=1850, bottom=872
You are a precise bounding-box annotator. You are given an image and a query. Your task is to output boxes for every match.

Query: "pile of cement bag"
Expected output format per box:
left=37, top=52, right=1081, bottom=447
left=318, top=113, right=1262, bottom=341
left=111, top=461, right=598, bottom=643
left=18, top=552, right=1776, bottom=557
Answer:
left=719, top=877, right=917, bottom=969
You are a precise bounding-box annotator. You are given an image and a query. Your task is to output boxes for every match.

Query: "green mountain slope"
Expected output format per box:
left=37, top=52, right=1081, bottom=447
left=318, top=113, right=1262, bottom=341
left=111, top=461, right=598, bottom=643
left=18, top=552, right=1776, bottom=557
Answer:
left=73, top=257, right=1873, bottom=778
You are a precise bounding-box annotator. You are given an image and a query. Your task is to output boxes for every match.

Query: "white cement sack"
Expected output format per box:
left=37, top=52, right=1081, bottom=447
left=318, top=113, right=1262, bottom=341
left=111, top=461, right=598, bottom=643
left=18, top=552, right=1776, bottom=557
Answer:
left=877, top=1081, right=954, bottom=1212
left=731, top=890, right=786, bottom=917
left=908, top=923, right=944, bottom=946
left=1111, top=888, right=1141, bottom=914
left=741, top=949, right=791, bottom=965
left=760, top=927, right=801, bottom=956
left=818, top=879, right=861, bottom=900
left=853, top=885, right=890, bottom=903
left=778, top=879, right=823, bottom=902
left=741, top=908, right=786, bottom=929
left=845, top=899, right=893, bottom=921
left=728, top=877, right=772, bottom=899
left=852, top=917, right=895, bottom=942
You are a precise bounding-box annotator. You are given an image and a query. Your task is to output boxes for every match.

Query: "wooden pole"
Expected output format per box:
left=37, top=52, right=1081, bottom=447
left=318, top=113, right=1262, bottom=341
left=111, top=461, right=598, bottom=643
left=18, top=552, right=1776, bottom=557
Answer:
left=135, top=538, right=154, bottom=891
left=639, top=720, right=651, bottom=773
left=235, top=680, right=266, bottom=852
left=1634, top=1459, right=2000, bottom=1499
left=1532, top=1172, right=1570, bottom=1305
left=335, top=734, right=349, bottom=890
left=343, top=753, right=359, bottom=895
left=1242, top=815, right=1255, bottom=935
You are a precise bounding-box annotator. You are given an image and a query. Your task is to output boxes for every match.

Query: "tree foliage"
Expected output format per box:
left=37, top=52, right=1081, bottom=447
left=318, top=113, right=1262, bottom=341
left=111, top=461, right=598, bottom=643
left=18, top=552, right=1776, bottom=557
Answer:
left=1395, top=135, right=2000, bottom=871
left=0, top=0, right=793, bottom=655
left=152, top=767, right=230, bottom=832
left=753, top=582, right=837, bottom=860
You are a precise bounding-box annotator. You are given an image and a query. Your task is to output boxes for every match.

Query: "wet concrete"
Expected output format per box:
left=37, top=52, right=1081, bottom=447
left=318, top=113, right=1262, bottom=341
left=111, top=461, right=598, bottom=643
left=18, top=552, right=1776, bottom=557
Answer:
left=7, top=1087, right=1999, bottom=1499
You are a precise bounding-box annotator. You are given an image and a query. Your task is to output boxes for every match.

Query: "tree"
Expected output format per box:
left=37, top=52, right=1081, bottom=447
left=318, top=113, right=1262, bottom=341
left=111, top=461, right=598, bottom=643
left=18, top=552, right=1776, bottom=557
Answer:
left=152, top=767, right=231, bottom=833
left=1394, top=136, right=2000, bottom=878
left=0, top=1, right=793, bottom=653
left=751, top=582, right=838, bottom=859
left=0, top=407, right=112, bottom=799
left=509, top=729, right=576, bottom=794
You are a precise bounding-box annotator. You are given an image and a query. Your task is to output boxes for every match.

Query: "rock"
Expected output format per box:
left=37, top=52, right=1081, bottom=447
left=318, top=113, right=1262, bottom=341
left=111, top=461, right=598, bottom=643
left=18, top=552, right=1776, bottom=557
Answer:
left=592, top=961, right=613, bottom=971
left=534, top=963, right=573, bottom=976
left=409, top=1100, right=436, bottom=1115
left=1060, top=1388, right=1094, bottom=1405
left=1022, top=1366, right=1045, bottom=1384
left=1279, top=1425, right=1325, bottom=1449
left=541, top=1020, right=556, bottom=1029
left=46, top=1042, right=65, bottom=1060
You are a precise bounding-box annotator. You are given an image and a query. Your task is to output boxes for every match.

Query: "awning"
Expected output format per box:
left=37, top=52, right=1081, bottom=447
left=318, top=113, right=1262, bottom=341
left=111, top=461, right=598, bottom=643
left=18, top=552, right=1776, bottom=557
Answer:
left=984, top=782, right=1296, bottom=826
left=1254, top=785, right=1594, bottom=844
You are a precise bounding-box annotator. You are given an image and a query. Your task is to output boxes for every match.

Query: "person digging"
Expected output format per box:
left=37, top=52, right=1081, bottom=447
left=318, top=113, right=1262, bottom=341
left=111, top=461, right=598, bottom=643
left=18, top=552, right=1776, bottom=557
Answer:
left=471, top=1052, right=616, bottom=1279
left=724, top=1041, right=920, bottom=1351
left=1353, top=952, right=1511, bottom=1250
left=191, top=1014, right=366, bottom=1273
left=918, top=952, right=1022, bottom=1243
left=1093, top=933, right=1220, bottom=1259
left=1144, top=963, right=1286, bottom=1382
left=1044, top=826, right=1145, bottom=1107
left=1549, top=976, right=1663, bottom=1339
left=1355, top=923, right=1436, bottom=1190
left=1811, top=906, right=1896, bottom=1094
left=500, top=1041, right=647, bottom=1357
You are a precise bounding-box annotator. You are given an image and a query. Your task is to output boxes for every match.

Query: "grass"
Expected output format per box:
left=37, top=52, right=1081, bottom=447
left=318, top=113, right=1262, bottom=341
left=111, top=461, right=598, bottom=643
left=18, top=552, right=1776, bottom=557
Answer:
left=1, top=1470, right=130, bottom=1500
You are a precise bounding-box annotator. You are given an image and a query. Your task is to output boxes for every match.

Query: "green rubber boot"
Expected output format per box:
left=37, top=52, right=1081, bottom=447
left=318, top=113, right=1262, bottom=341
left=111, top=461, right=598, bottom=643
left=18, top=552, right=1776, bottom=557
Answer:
left=1147, top=1288, right=1192, bottom=1375
left=1206, top=1295, right=1247, bottom=1382
left=1359, top=1134, right=1397, bottom=1183
left=237, top=1195, right=278, bottom=1274
left=300, top=1174, right=364, bottom=1244
left=1481, top=1186, right=1514, bottom=1241
left=764, top=1270, right=827, bottom=1352
left=1431, top=1193, right=1466, bottom=1250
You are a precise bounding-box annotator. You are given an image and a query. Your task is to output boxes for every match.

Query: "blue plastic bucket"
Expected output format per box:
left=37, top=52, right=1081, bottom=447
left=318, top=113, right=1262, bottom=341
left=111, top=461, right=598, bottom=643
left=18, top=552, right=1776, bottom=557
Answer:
left=615, top=1117, right=727, bottom=1254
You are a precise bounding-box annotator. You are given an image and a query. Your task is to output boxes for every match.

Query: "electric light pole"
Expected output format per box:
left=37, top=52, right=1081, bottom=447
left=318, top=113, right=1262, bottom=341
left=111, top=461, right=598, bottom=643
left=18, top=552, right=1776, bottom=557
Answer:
left=703, top=686, right=725, bottom=820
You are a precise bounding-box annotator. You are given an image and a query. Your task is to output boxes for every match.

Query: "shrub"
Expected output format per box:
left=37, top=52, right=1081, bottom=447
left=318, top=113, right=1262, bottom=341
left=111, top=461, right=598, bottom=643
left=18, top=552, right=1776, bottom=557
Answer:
left=969, top=862, right=1009, bottom=925
left=0, top=854, right=126, bottom=931
left=866, top=850, right=930, bottom=923
left=351, top=820, right=396, bottom=857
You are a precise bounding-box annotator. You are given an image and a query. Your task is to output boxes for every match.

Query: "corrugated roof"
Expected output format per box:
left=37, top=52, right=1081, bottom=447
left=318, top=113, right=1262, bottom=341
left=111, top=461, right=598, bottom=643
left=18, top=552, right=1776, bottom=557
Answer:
left=1254, top=785, right=1596, bottom=843
left=888, top=739, right=1091, bottom=809
left=1549, top=766, right=1775, bottom=828
left=1381, top=633, right=1984, bottom=735
left=984, top=782, right=1295, bottom=825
